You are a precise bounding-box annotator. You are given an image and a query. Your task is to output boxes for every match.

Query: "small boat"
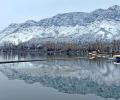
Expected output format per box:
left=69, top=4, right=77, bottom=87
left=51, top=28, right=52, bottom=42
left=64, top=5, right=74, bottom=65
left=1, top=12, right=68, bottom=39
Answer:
left=113, top=55, right=120, bottom=64
left=89, top=53, right=96, bottom=59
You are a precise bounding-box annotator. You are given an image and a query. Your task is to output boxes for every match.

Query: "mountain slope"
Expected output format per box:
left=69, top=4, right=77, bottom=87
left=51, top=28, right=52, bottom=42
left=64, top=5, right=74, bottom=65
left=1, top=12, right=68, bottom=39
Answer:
left=1, top=5, right=120, bottom=46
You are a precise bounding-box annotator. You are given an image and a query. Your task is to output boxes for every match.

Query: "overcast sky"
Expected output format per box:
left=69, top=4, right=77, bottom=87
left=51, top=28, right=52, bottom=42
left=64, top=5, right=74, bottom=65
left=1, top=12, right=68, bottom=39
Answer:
left=0, top=0, right=120, bottom=30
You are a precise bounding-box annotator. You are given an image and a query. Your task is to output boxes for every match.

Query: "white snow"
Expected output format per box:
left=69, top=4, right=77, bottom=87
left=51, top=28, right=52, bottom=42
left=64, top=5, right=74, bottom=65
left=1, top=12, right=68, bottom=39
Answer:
left=0, top=20, right=120, bottom=45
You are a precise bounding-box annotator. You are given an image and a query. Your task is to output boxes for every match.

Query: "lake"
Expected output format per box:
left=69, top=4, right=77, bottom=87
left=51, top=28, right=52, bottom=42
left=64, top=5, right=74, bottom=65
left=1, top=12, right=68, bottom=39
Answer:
left=0, top=52, right=119, bottom=100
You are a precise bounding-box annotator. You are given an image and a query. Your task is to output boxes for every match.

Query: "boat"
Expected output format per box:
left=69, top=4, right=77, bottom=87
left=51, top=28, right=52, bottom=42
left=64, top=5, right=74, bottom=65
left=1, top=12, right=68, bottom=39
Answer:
left=88, top=51, right=109, bottom=59
left=113, top=55, right=120, bottom=64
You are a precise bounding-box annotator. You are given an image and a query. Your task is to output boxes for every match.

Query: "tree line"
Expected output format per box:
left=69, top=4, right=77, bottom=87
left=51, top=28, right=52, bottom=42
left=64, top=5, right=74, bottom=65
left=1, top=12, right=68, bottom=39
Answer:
left=0, top=40, right=120, bottom=55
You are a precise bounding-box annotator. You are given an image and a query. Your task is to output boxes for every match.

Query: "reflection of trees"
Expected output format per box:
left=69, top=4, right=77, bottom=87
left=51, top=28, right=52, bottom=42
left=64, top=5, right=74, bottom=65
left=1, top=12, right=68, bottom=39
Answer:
left=0, top=59, right=120, bottom=99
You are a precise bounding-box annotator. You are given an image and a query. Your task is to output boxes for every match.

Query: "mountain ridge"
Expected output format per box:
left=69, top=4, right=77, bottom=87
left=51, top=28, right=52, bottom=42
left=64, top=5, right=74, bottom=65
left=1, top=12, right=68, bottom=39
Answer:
left=0, top=5, right=120, bottom=46
left=4, top=5, right=120, bottom=28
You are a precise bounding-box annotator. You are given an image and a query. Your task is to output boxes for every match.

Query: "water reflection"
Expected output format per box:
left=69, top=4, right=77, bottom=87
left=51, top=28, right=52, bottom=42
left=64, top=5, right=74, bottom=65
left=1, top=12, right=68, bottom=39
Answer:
left=0, top=55, right=120, bottom=99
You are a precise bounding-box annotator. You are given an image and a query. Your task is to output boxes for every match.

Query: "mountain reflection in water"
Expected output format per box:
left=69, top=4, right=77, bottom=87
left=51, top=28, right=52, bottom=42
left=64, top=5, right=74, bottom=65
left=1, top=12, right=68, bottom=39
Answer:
left=0, top=57, right=120, bottom=99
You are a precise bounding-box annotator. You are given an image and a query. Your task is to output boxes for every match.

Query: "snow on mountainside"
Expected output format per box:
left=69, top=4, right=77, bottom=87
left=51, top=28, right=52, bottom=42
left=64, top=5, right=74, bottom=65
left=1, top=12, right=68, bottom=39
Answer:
left=1, top=5, right=120, bottom=45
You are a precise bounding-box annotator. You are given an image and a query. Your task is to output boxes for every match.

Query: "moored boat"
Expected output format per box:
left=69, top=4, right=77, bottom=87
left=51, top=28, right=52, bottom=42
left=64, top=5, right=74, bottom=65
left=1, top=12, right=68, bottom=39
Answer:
left=113, top=55, right=120, bottom=64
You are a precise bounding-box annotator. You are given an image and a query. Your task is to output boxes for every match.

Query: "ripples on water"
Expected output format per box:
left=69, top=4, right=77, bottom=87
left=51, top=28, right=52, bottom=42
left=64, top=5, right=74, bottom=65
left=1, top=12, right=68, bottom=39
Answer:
left=0, top=52, right=119, bottom=100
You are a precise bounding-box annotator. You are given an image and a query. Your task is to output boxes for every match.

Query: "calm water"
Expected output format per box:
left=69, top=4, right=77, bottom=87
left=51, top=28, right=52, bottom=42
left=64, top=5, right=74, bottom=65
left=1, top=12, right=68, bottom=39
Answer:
left=0, top=53, right=120, bottom=100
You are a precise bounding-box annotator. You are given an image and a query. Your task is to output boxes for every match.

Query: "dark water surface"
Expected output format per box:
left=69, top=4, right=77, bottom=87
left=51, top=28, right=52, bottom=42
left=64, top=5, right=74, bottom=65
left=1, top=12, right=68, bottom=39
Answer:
left=0, top=53, right=119, bottom=100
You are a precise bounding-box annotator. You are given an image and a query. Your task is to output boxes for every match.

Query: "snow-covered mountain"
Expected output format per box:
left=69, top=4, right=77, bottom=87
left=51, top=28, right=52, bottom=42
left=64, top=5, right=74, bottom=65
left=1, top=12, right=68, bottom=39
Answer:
left=1, top=5, right=120, bottom=45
